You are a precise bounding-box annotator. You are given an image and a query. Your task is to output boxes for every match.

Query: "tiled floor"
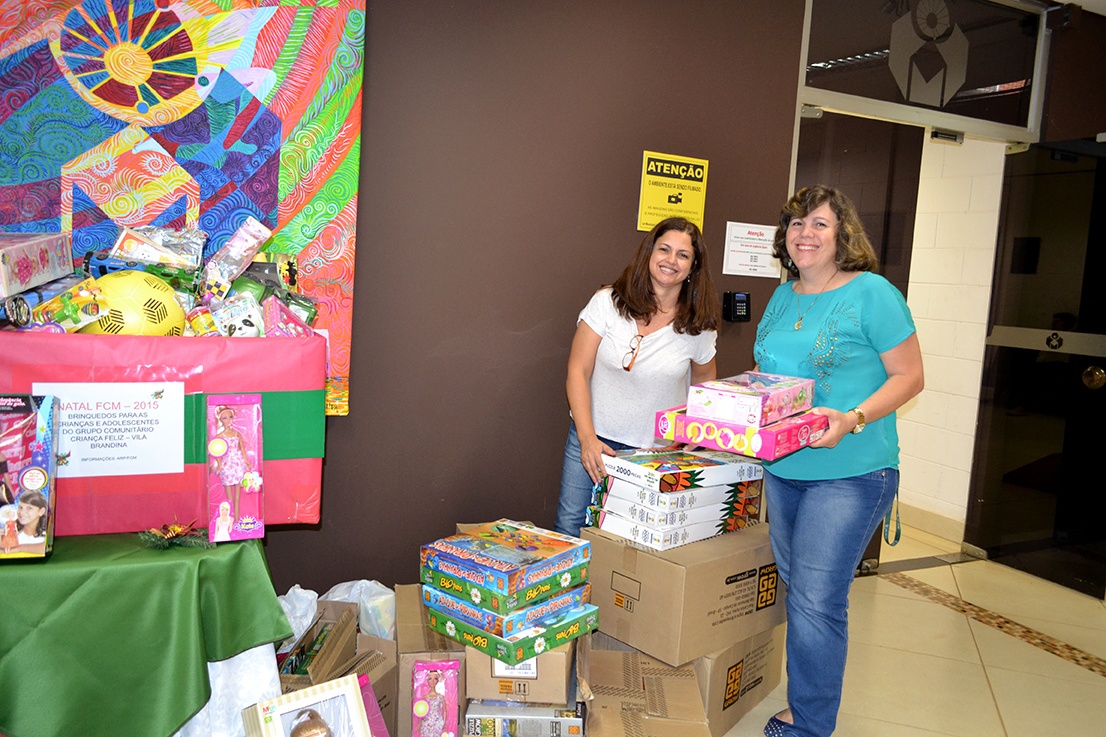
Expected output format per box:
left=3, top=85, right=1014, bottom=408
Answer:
left=725, top=526, right=1106, bottom=737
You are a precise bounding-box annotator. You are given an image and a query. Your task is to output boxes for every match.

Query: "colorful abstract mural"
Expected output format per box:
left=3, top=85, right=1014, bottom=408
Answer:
left=0, top=0, right=363, bottom=414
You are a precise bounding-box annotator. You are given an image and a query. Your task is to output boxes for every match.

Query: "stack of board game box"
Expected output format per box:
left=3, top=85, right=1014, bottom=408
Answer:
left=586, top=449, right=764, bottom=551
left=655, top=371, right=829, bottom=460
left=419, top=519, right=598, bottom=666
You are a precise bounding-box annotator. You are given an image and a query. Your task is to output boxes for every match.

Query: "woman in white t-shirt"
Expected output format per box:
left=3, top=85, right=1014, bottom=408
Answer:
left=553, top=217, right=720, bottom=536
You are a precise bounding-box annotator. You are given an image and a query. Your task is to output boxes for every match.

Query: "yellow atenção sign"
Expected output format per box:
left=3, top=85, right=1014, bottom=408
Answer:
left=637, top=150, right=709, bottom=231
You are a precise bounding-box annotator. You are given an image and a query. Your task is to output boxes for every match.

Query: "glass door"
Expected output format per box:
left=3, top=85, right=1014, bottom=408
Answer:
left=965, top=142, right=1106, bottom=598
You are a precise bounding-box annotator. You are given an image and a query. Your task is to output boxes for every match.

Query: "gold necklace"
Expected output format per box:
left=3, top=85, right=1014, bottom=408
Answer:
left=794, top=270, right=838, bottom=330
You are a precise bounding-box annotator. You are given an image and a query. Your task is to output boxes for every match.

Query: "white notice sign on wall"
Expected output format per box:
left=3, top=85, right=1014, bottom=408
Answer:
left=32, top=381, right=185, bottom=478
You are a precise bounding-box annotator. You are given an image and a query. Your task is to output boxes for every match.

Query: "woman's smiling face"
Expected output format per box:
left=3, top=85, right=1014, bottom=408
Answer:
left=648, top=229, right=694, bottom=290
left=785, top=200, right=840, bottom=277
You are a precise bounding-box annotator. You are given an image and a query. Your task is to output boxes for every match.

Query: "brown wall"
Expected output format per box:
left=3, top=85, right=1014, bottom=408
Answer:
left=264, top=1, right=805, bottom=593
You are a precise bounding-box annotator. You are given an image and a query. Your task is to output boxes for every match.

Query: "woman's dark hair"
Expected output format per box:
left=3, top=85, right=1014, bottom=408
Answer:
left=772, top=185, right=879, bottom=278
left=610, top=217, right=720, bottom=335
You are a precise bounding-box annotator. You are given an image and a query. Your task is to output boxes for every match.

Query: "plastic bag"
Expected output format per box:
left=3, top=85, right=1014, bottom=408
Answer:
left=276, top=584, right=319, bottom=654
left=320, top=579, right=397, bottom=639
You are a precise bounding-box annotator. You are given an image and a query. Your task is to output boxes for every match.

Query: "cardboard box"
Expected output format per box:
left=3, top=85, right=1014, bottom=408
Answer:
left=656, top=405, right=829, bottom=460
left=340, top=634, right=398, bottom=737
left=0, top=233, right=73, bottom=299
left=279, top=601, right=359, bottom=692
left=691, top=624, right=785, bottom=737
left=586, top=649, right=711, bottom=737
left=687, top=372, right=814, bottom=427
left=589, top=627, right=785, bottom=737
left=601, top=449, right=762, bottom=493
left=420, top=519, right=590, bottom=599
left=0, top=395, right=59, bottom=560
left=396, top=583, right=467, bottom=737
left=581, top=524, right=784, bottom=666
left=242, top=674, right=372, bottom=737
left=585, top=507, right=733, bottom=550
left=595, top=475, right=762, bottom=518
left=427, top=602, right=599, bottom=666
left=465, top=641, right=575, bottom=704
left=423, top=583, right=591, bottom=637
left=465, top=699, right=585, bottom=737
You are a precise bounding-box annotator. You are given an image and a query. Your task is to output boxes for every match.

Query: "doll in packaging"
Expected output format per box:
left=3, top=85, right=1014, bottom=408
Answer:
left=412, top=660, right=459, bottom=737
left=206, top=394, right=264, bottom=541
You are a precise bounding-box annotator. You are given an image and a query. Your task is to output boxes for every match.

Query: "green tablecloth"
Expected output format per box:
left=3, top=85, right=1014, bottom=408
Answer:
left=0, top=534, right=292, bottom=737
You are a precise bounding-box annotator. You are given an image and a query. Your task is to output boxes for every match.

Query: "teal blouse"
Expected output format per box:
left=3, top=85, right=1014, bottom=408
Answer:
left=753, top=271, right=916, bottom=480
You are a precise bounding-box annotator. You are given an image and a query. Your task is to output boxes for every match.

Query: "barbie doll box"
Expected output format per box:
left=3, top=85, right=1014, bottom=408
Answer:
left=601, top=449, right=762, bottom=493
left=422, top=582, right=591, bottom=638
left=0, top=394, right=60, bottom=560
left=427, top=601, right=599, bottom=666
left=686, top=372, right=814, bottom=427
left=594, top=475, right=762, bottom=519
left=0, top=232, right=74, bottom=299
left=420, top=520, right=590, bottom=601
left=581, top=523, right=784, bottom=667
left=396, top=584, right=467, bottom=737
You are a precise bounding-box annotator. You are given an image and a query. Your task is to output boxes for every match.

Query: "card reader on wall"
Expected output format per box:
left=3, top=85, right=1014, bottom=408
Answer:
left=723, top=291, right=750, bottom=322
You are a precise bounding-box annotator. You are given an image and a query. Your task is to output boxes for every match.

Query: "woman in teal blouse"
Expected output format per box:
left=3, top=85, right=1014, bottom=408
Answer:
left=755, top=186, right=924, bottom=737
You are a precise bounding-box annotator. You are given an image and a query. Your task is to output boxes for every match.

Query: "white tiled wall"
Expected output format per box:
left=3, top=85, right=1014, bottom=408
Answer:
left=897, top=133, right=1006, bottom=539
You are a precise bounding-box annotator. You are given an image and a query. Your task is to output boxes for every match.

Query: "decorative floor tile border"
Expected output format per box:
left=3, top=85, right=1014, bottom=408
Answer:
left=879, top=571, right=1106, bottom=679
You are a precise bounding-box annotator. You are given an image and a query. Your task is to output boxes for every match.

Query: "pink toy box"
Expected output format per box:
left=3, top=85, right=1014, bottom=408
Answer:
left=0, top=395, right=60, bottom=560
left=0, top=233, right=74, bottom=300
left=686, top=372, right=814, bottom=427
left=656, top=405, right=828, bottom=460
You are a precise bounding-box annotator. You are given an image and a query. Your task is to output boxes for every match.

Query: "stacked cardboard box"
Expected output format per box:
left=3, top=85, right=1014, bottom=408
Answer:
left=587, top=449, right=764, bottom=550
left=581, top=522, right=784, bottom=667
left=658, top=372, right=827, bottom=460
left=581, top=522, right=787, bottom=736
left=419, top=519, right=599, bottom=666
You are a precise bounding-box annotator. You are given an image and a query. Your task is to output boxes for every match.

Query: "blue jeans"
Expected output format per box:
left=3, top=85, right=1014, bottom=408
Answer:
left=765, top=468, right=898, bottom=737
left=553, top=422, right=634, bottom=536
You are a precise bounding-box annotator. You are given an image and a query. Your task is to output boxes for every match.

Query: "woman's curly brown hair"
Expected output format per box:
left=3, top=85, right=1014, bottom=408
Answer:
left=772, top=185, right=879, bottom=278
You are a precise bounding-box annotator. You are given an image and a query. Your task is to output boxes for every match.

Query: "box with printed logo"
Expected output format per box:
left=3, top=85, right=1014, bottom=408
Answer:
left=584, top=507, right=744, bottom=550
left=422, top=582, right=591, bottom=637
left=581, top=523, right=784, bottom=667
left=420, top=519, right=589, bottom=599
left=656, top=405, right=828, bottom=460
left=419, top=559, right=589, bottom=617
left=601, top=449, right=762, bottom=493
left=594, top=475, right=762, bottom=519
left=686, top=372, right=814, bottom=427
left=465, top=699, right=585, bottom=737
left=591, top=490, right=758, bottom=531
left=427, top=602, right=598, bottom=666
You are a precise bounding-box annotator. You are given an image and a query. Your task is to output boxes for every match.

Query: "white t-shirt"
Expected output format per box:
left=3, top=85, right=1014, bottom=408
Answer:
left=577, top=288, right=717, bottom=448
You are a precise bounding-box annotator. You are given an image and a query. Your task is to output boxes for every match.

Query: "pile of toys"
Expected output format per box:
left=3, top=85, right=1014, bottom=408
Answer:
left=656, top=372, right=828, bottom=460
left=0, top=221, right=316, bottom=338
left=418, top=519, right=597, bottom=666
